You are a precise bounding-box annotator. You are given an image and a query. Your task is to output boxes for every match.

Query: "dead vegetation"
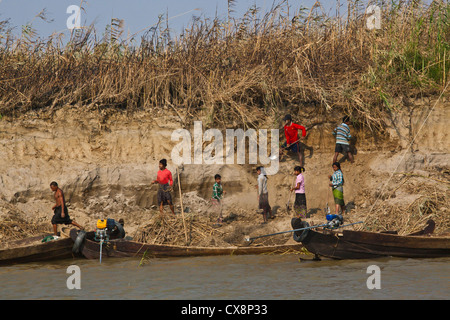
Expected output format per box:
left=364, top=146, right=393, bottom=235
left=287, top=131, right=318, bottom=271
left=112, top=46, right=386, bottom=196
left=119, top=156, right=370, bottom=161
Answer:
left=133, top=207, right=294, bottom=247
left=355, top=174, right=450, bottom=235
left=134, top=213, right=229, bottom=247
left=0, top=1, right=448, bottom=131
left=0, top=204, right=51, bottom=243
left=0, top=221, right=50, bottom=242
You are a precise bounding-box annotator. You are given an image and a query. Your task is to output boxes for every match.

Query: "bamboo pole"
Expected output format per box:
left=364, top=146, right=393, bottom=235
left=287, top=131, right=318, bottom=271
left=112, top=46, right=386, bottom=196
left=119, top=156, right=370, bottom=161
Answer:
left=177, top=167, right=189, bottom=245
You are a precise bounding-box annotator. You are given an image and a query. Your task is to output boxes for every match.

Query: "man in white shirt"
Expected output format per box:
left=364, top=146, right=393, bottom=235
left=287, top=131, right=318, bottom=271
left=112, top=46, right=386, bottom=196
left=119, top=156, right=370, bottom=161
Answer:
left=256, top=167, right=274, bottom=223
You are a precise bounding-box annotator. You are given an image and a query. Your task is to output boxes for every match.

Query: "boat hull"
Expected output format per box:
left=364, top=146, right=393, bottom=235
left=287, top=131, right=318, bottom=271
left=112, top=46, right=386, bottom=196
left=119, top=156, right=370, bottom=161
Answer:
left=0, top=235, right=74, bottom=266
left=70, top=229, right=304, bottom=260
left=301, top=229, right=450, bottom=260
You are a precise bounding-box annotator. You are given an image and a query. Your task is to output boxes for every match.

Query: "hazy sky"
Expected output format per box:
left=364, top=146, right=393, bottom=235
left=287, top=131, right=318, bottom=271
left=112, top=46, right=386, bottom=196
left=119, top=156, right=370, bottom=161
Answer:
left=0, top=0, right=346, bottom=41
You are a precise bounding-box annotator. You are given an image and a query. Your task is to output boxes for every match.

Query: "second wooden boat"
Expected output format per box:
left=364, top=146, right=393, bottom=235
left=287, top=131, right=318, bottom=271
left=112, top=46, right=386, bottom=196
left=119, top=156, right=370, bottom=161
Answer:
left=69, top=229, right=304, bottom=260
left=296, top=219, right=450, bottom=260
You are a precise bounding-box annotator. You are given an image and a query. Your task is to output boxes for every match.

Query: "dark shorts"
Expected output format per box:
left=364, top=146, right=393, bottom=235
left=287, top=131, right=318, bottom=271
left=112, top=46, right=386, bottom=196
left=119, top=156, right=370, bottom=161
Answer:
left=51, top=206, right=72, bottom=225
left=335, top=143, right=350, bottom=154
left=282, top=141, right=300, bottom=153
left=157, top=183, right=173, bottom=206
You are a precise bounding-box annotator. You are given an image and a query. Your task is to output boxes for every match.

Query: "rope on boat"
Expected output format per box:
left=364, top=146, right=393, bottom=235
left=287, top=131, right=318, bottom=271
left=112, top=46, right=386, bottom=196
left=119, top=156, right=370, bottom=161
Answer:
left=245, top=221, right=363, bottom=242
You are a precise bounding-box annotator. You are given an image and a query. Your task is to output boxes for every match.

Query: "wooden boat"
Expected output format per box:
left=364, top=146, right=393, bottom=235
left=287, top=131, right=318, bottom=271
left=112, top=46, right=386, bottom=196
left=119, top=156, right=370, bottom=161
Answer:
left=0, top=233, right=75, bottom=266
left=69, top=229, right=304, bottom=260
left=297, top=219, right=450, bottom=260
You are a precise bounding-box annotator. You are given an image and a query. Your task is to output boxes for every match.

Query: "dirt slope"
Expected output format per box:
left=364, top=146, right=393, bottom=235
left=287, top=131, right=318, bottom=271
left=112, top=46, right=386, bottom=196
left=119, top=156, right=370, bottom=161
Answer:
left=0, top=100, right=448, bottom=244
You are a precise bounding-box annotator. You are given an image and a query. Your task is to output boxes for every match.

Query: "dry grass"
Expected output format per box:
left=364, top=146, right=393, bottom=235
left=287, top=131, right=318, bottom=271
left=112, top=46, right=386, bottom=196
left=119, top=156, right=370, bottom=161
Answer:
left=356, top=179, right=450, bottom=235
left=134, top=213, right=227, bottom=247
left=0, top=213, right=51, bottom=243
left=0, top=200, right=52, bottom=243
left=133, top=209, right=292, bottom=247
left=0, top=1, right=448, bottom=130
left=0, top=221, right=50, bottom=242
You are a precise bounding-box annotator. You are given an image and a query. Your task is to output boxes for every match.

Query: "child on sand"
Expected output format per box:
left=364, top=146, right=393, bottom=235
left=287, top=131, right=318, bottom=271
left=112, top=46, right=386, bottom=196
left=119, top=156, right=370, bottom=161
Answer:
left=332, top=116, right=354, bottom=164
left=328, top=162, right=346, bottom=214
left=290, top=166, right=307, bottom=218
left=257, top=166, right=274, bottom=223
left=211, top=174, right=226, bottom=225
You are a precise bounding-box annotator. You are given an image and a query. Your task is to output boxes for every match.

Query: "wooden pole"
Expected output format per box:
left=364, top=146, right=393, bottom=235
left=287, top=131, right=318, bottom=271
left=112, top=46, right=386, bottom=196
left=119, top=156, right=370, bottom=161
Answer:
left=177, top=168, right=189, bottom=245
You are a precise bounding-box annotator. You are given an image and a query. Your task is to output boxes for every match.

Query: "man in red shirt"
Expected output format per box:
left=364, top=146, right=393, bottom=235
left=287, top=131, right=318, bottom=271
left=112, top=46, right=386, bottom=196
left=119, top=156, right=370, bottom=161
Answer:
left=152, top=159, right=175, bottom=215
left=282, top=114, right=306, bottom=165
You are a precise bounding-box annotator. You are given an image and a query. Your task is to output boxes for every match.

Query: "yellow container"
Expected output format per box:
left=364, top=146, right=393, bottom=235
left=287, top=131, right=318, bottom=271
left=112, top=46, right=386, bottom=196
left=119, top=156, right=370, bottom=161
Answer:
left=97, top=219, right=107, bottom=229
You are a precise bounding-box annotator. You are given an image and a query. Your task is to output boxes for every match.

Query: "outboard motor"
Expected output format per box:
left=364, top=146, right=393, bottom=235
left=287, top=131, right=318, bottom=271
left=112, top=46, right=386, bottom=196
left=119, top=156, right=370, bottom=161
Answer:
left=325, top=214, right=344, bottom=229
left=94, top=219, right=110, bottom=243
left=94, top=218, right=124, bottom=242
left=95, top=218, right=122, bottom=263
left=72, top=218, right=126, bottom=260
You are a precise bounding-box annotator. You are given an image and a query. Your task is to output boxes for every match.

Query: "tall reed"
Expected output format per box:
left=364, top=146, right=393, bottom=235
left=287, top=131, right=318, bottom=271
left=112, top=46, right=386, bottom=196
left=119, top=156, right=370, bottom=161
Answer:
left=0, top=0, right=448, bottom=130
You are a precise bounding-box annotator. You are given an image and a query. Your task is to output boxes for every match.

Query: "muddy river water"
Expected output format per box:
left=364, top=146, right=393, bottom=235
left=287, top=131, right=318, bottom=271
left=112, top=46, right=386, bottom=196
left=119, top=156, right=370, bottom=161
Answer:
left=0, top=254, right=448, bottom=301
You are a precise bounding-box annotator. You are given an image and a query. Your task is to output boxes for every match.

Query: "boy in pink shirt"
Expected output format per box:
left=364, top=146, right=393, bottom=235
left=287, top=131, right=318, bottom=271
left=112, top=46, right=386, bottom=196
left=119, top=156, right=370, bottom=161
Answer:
left=290, top=166, right=307, bottom=218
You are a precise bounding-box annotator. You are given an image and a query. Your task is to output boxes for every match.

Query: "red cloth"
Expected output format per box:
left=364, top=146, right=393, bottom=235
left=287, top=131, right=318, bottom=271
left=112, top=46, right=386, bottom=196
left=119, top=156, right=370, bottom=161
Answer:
left=157, top=168, right=173, bottom=186
left=284, top=123, right=306, bottom=144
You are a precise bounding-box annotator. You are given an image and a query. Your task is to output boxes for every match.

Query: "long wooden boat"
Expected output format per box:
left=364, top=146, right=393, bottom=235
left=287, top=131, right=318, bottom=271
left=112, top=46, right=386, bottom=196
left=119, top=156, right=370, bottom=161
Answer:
left=297, top=220, right=450, bottom=260
left=69, top=229, right=304, bottom=260
left=0, top=233, right=74, bottom=266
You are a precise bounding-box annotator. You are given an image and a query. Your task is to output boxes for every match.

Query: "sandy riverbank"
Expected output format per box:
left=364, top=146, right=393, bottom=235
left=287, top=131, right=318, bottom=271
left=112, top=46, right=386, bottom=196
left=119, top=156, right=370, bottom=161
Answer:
left=0, top=100, right=449, bottom=246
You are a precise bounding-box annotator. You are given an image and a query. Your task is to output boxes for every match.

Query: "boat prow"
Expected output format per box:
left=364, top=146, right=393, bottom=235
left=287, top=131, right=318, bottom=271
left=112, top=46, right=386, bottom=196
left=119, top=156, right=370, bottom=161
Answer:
left=299, top=219, right=450, bottom=260
left=0, top=233, right=74, bottom=266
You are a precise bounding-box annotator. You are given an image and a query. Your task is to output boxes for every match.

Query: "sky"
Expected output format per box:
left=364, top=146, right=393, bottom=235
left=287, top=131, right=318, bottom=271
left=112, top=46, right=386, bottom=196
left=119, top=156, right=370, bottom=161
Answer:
left=0, top=0, right=347, bottom=43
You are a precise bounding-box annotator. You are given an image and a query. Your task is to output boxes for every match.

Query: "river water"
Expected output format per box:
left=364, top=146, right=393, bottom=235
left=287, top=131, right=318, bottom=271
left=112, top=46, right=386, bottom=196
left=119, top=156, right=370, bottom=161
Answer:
left=0, top=254, right=448, bottom=300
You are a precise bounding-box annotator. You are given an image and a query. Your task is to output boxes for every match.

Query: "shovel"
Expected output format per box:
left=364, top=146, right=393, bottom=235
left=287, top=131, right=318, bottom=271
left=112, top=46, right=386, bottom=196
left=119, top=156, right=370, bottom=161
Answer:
left=269, top=139, right=301, bottom=160
left=285, top=175, right=297, bottom=212
left=286, top=190, right=294, bottom=212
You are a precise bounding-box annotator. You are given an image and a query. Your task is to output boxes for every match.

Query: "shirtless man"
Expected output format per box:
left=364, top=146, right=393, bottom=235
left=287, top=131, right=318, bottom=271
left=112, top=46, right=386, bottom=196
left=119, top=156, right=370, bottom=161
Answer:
left=50, top=181, right=83, bottom=237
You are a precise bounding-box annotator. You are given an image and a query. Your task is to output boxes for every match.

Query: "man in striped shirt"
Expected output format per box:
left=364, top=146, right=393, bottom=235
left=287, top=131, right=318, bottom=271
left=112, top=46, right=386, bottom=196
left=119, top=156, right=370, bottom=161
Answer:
left=332, top=116, right=354, bottom=164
